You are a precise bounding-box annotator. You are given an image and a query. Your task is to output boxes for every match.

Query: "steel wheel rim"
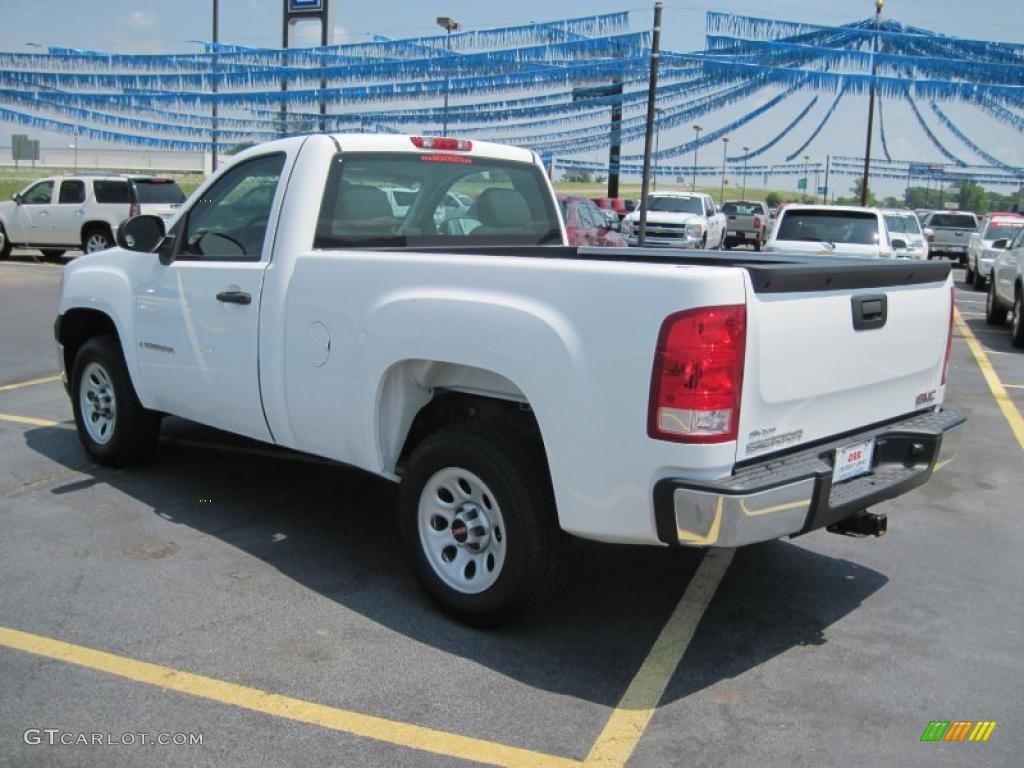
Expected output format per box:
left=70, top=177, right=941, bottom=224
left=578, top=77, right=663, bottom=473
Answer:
left=85, top=234, right=109, bottom=253
left=79, top=361, right=117, bottom=445
left=418, top=467, right=507, bottom=595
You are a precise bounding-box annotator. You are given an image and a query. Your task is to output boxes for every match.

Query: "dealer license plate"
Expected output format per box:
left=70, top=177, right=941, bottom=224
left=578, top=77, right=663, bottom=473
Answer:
left=833, top=438, right=875, bottom=484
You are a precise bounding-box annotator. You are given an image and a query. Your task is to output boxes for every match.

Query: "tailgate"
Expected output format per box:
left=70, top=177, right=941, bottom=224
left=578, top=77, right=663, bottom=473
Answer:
left=736, top=264, right=953, bottom=461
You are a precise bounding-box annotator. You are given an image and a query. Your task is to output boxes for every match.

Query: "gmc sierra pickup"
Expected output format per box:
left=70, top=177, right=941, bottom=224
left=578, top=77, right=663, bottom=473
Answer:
left=55, top=134, right=964, bottom=624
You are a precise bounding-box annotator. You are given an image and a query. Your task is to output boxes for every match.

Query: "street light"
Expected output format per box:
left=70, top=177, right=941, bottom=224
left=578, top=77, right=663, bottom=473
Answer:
left=720, top=137, right=729, bottom=205
left=69, top=130, right=78, bottom=171
left=861, top=0, right=885, bottom=205
left=691, top=124, right=702, bottom=191
left=741, top=146, right=749, bottom=198
left=652, top=108, right=664, bottom=192
left=436, top=16, right=461, bottom=137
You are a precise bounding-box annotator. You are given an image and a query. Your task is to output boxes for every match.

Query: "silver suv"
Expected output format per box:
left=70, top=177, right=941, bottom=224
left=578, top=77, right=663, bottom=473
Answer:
left=0, top=174, right=184, bottom=260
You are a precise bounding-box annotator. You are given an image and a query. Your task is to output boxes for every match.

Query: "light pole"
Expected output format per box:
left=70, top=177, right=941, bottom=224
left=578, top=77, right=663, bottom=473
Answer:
left=691, top=124, right=702, bottom=191
left=69, top=130, right=78, bottom=171
left=720, top=137, right=729, bottom=205
left=652, top=108, right=664, bottom=192
left=741, top=146, right=749, bottom=198
left=436, top=16, right=461, bottom=137
left=861, top=0, right=884, bottom=206
left=804, top=154, right=810, bottom=202
left=212, top=0, right=219, bottom=171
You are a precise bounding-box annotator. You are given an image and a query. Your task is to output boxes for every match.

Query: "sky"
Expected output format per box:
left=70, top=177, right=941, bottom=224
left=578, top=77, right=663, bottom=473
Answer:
left=1, top=0, right=1023, bottom=196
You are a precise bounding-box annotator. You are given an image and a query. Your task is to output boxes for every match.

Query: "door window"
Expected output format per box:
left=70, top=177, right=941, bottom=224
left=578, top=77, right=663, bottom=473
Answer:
left=59, top=180, right=86, bottom=205
left=179, top=153, right=286, bottom=261
left=20, top=181, right=54, bottom=204
left=94, top=180, right=131, bottom=204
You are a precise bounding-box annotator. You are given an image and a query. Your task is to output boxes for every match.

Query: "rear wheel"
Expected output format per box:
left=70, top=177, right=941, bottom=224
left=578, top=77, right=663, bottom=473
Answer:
left=398, top=423, right=566, bottom=626
left=71, top=335, right=160, bottom=466
left=986, top=279, right=1008, bottom=326
left=1011, top=290, right=1024, bottom=348
left=82, top=226, right=113, bottom=254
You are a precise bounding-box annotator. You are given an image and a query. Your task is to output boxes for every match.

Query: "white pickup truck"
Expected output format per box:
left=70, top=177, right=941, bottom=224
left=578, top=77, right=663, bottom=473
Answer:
left=621, top=191, right=727, bottom=249
left=55, top=134, right=964, bottom=624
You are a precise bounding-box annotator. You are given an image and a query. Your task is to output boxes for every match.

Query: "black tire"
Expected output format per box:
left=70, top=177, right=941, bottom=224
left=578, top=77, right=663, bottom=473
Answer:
left=972, top=264, right=986, bottom=291
left=986, top=278, right=1009, bottom=326
left=0, top=223, right=11, bottom=259
left=398, top=423, right=567, bottom=626
left=82, top=225, right=113, bottom=254
left=1011, top=290, right=1024, bottom=349
left=41, top=249, right=65, bottom=262
left=71, top=335, right=160, bottom=467
left=963, top=261, right=974, bottom=286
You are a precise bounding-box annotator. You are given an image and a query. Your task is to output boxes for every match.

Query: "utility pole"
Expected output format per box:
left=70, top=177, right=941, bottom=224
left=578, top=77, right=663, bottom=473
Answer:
left=691, top=124, right=702, bottom=192
left=652, top=107, right=663, bottom=192
left=436, top=16, right=461, bottom=137
left=741, top=146, right=749, bottom=198
left=860, top=0, right=884, bottom=206
left=804, top=154, right=810, bottom=202
left=720, top=137, right=729, bottom=205
left=211, top=0, right=219, bottom=171
left=637, top=2, right=663, bottom=247
left=823, top=154, right=831, bottom=204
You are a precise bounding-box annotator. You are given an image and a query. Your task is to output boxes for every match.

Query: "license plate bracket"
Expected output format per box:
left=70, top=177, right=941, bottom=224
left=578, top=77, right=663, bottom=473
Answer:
left=833, top=438, right=875, bottom=484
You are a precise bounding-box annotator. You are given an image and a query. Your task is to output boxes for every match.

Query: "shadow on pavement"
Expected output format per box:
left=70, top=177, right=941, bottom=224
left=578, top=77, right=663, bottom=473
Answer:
left=24, top=418, right=887, bottom=707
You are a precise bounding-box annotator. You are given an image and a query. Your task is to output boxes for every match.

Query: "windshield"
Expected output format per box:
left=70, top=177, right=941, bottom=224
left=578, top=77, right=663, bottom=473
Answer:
left=646, top=196, right=703, bottom=214
left=929, top=213, right=977, bottom=229
left=314, top=152, right=561, bottom=248
left=132, top=179, right=185, bottom=204
left=777, top=210, right=880, bottom=245
left=722, top=202, right=761, bottom=215
left=884, top=214, right=922, bottom=235
left=984, top=222, right=1024, bottom=241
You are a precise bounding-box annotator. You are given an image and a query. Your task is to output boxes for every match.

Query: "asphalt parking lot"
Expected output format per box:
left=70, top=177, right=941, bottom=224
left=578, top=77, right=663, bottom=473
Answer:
left=1, top=253, right=1022, bottom=767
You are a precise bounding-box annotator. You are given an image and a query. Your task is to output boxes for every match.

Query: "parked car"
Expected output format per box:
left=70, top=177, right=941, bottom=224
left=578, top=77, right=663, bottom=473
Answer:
left=987, top=225, right=1024, bottom=347
left=558, top=196, right=627, bottom=247
left=965, top=214, right=1023, bottom=289
left=591, top=197, right=628, bottom=221
left=765, top=205, right=900, bottom=258
left=56, top=133, right=963, bottom=624
left=0, top=173, right=184, bottom=260
left=620, top=191, right=726, bottom=248
left=920, top=211, right=978, bottom=262
left=881, top=209, right=929, bottom=260
left=721, top=200, right=769, bottom=251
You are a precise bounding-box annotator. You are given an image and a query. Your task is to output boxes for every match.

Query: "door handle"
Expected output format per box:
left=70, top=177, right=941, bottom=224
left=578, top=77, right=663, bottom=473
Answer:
left=216, top=290, right=251, bottom=305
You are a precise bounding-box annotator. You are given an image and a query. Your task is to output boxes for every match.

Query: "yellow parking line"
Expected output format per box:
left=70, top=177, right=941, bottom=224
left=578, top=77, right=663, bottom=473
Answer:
left=0, top=374, right=62, bottom=393
left=0, top=412, right=62, bottom=427
left=584, top=549, right=734, bottom=767
left=955, top=310, right=1024, bottom=453
left=0, top=625, right=581, bottom=768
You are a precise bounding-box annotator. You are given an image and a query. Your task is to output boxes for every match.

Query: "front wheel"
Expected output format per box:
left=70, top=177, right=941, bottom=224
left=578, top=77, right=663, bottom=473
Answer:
left=986, top=279, right=1009, bottom=326
left=964, top=261, right=974, bottom=285
left=398, top=424, right=566, bottom=626
left=972, top=265, right=986, bottom=291
left=71, top=335, right=161, bottom=466
left=1011, top=291, right=1024, bottom=348
left=0, top=224, right=11, bottom=259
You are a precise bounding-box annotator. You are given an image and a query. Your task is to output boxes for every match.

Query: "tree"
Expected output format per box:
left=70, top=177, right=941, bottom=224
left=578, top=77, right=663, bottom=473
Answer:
left=957, top=179, right=987, bottom=214
left=881, top=196, right=903, bottom=209
left=904, top=186, right=932, bottom=210
left=765, top=191, right=782, bottom=207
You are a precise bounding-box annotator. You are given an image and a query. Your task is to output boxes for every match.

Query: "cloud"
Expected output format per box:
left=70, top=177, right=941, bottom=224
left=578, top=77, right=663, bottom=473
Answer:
left=124, top=10, right=157, bottom=29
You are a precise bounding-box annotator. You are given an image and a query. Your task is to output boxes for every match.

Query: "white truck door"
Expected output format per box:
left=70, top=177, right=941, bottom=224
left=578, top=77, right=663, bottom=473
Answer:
left=12, top=179, right=55, bottom=244
left=52, top=179, right=87, bottom=245
left=134, top=153, right=287, bottom=441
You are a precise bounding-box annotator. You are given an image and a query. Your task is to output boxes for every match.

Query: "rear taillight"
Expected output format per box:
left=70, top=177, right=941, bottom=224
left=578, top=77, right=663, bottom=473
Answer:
left=411, top=136, right=472, bottom=151
left=129, top=202, right=140, bottom=218
left=942, top=286, right=954, bottom=385
left=753, top=215, right=762, bottom=230
left=648, top=305, right=746, bottom=443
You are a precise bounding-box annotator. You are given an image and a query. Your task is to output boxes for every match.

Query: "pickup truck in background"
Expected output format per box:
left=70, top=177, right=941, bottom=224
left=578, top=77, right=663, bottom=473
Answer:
left=921, top=211, right=978, bottom=262
left=56, top=134, right=964, bottom=624
left=620, top=191, right=726, bottom=248
left=721, top=200, right=769, bottom=251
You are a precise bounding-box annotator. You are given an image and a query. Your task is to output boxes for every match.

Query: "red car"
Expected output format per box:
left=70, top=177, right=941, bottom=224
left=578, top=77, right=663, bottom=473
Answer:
left=591, top=196, right=629, bottom=219
left=558, top=196, right=628, bottom=247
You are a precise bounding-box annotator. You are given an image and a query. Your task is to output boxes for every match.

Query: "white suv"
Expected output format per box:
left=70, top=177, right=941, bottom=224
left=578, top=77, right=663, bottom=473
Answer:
left=0, top=174, right=185, bottom=260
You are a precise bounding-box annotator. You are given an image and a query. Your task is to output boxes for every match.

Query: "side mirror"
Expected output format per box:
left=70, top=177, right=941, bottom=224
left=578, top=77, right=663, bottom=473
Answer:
left=923, top=227, right=935, bottom=241
left=991, top=238, right=1009, bottom=250
left=890, top=238, right=908, bottom=250
left=116, top=214, right=165, bottom=253
left=12, top=193, right=21, bottom=205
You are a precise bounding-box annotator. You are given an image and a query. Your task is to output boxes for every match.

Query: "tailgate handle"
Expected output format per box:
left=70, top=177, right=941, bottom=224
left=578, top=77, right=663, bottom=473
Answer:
left=852, top=294, right=887, bottom=331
